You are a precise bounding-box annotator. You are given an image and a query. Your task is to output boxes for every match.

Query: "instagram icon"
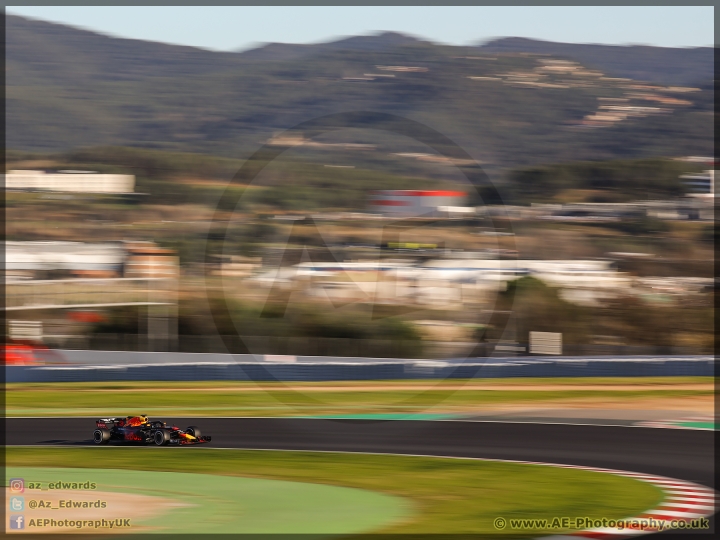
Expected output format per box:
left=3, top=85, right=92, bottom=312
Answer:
left=9, top=479, right=24, bottom=493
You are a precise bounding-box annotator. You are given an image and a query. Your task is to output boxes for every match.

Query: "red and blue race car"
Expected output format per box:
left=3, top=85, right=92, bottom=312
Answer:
left=93, top=415, right=211, bottom=446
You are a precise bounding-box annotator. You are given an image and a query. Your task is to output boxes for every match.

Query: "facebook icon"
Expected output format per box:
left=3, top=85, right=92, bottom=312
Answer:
left=9, top=515, right=24, bottom=530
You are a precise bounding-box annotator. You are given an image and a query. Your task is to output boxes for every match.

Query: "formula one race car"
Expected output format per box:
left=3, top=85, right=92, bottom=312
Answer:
left=93, top=415, right=211, bottom=446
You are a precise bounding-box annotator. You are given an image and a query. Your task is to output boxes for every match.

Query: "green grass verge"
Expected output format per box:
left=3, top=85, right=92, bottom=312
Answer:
left=6, top=447, right=663, bottom=536
left=4, top=377, right=712, bottom=417
left=6, top=466, right=408, bottom=535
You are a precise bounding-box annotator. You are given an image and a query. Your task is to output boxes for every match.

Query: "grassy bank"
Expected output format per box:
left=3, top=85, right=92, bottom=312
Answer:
left=6, top=447, right=662, bottom=536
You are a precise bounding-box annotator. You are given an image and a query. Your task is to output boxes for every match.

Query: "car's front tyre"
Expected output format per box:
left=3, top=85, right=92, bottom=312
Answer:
left=154, top=430, right=170, bottom=446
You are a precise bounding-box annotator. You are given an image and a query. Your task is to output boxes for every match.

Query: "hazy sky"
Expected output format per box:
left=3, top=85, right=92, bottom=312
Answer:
left=7, top=6, right=714, bottom=51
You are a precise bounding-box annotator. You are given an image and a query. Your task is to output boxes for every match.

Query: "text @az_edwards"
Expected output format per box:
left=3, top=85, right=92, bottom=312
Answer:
left=26, top=481, right=97, bottom=491
left=493, top=516, right=710, bottom=532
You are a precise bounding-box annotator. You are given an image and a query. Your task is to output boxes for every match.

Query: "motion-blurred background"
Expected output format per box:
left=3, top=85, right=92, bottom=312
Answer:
left=4, top=7, right=715, bottom=363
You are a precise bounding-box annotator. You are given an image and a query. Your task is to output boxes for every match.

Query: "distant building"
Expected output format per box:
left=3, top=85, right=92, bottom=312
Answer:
left=270, top=258, right=632, bottom=307
left=681, top=169, right=714, bottom=197
left=5, top=241, right=126, bottom=280
left=369, top=190, right=467, bottom=217
left=4, top=241, right=178, bottom=350
left=4, top=170, right=135, bottom=194
left=122, top=242, right=179, bottom=279
left=4, top=240, right=176, bottom=280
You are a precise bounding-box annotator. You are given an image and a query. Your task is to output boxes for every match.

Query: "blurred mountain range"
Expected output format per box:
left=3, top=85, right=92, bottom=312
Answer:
left=238, top=31, right=423, bottom=61
left=6, top=14, right=713, bottom=169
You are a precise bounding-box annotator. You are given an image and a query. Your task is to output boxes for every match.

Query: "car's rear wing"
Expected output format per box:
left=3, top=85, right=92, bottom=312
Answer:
left=96, top=418, right=123, bottom=428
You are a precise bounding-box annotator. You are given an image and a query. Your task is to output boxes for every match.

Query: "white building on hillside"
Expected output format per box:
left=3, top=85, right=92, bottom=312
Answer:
left=5, top=170, right=135, bottom=194
left=681, top=169, right=714, bottom=197
left=250, top=258, right=631, bottom=307
left=369, top=190, right=467, bottom=216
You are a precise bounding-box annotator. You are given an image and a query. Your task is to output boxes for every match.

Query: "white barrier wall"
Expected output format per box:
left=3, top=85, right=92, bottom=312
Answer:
left=6, top=355, right=715, bottom=382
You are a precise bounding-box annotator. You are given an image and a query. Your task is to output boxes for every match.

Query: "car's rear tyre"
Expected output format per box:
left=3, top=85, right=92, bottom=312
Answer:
left=93, top=429, right=111, bottom=445
left=186, top=426, right=201, bottom=439
left=154, top=430, right=170, bottom=446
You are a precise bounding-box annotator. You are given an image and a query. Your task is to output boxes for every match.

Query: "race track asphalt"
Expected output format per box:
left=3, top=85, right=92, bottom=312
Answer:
left=5, top=417, right=715, bottom=490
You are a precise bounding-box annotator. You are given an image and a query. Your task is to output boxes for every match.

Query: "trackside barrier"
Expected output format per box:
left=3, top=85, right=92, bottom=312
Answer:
left=5, top=356, right=715, bottom=382
left=23, top=350, right=717, bottom=366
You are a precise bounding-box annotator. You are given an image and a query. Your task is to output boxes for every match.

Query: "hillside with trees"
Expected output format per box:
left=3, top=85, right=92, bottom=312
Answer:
left=478, top=37, right=713, bottom=87
left=7, top=15, right=713, bottom=172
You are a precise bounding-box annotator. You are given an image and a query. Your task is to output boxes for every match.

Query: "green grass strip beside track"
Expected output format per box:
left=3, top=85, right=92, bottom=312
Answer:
left=675, top=421, right=716, bottom=430
left=6, top=447, right=663, bottom=536
left=5, top=466, right=407, bottom=535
